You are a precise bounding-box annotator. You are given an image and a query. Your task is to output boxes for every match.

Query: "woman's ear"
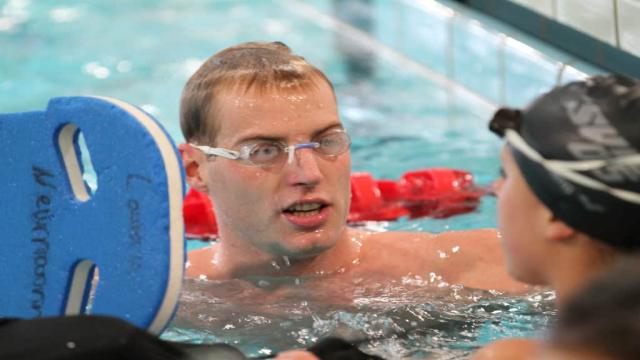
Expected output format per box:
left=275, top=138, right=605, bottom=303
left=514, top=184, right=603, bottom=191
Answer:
left=179, top=143, right=209, bottom=193
left=546, top=215, right=577, bottom=243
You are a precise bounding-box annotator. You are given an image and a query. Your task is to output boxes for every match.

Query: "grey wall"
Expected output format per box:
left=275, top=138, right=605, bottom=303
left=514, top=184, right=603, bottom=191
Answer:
left=511, top=0, right=640, bottom=58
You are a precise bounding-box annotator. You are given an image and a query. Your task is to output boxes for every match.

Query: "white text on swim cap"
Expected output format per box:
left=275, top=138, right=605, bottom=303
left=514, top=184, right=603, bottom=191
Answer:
left=564, top=96, right=640, bottom=183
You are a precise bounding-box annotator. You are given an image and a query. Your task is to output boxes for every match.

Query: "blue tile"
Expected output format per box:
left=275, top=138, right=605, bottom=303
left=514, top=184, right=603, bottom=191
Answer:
left=452, top=17, right=502, bottom=103
left=372, top=0, right=403, bottom=50
left=398, top=1, right=451, bottom=75
left=503, top=39, right=559, bottom=106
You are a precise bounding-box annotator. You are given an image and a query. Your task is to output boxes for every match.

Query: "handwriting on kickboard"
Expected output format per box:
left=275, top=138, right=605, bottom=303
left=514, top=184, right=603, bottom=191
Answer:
left=126, top=174, right=152, bottom=272
left=31, top=166, right=55, bottom=317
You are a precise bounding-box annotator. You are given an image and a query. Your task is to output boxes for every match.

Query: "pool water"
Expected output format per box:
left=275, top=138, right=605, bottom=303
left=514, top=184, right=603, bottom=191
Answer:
left=1, top=0, right=592, bottom=358
left=168, top=276, right=555, bottom=359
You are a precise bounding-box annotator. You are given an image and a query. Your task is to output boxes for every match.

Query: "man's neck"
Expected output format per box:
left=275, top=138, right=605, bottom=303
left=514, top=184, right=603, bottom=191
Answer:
left=212, top=228, right=365, bottom=280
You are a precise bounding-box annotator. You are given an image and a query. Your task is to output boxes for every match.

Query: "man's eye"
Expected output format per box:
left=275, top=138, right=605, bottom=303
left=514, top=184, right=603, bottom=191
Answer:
left=249, top=143, right=281, bottom=161
left=317, top=132, right=348, bottom=153
left=320, top=136, right=338, bottom=147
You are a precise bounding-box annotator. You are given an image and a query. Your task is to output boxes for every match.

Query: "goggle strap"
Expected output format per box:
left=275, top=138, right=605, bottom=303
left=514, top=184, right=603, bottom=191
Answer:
left=505, top=129, right=640, bottom=205
left=189, top=144, right=240, bottom=160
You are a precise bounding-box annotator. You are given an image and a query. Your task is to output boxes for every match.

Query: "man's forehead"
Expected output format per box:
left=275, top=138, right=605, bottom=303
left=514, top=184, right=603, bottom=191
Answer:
left=217, top=85, right=334, bottom=110
left=213, top=85, right=340, bottom=142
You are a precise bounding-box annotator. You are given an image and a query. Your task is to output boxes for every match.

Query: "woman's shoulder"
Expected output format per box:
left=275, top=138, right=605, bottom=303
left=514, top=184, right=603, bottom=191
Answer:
left=471, top=338, right=540, bottom=360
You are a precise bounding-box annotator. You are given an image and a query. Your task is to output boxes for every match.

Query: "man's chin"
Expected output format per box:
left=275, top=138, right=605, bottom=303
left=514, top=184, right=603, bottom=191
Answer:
left=279, top=243, right=331, bottom=259
left=272, top=236, right=337, bottom=259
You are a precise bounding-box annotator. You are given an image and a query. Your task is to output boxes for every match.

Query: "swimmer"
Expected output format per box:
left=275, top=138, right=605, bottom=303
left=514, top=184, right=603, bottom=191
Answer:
left=179, top=41, right=523, bottom=292
left=472, top=74, right=640, bottom=359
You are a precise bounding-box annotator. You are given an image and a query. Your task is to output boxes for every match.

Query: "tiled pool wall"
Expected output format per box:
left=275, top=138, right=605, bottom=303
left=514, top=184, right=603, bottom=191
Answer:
left=460, top=0, right=640, bottom=80
left=510, top=0, right=640, bottom=57
left=307, top=0, right=605, bottom=108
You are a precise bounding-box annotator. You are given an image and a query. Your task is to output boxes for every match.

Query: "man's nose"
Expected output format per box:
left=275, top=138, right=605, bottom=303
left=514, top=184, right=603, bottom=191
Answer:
left=285, top=147, right=322, bottom=187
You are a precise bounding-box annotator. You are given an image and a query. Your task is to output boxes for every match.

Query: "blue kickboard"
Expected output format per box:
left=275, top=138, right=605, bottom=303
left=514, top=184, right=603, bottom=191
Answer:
left=0, top=96, right=185, bottom=334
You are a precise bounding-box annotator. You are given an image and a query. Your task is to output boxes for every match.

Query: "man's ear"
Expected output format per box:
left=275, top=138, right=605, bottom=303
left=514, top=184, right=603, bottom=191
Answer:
left=179, top=143, right=209, bottom=193
left=546, top=215, right=577, bottom=243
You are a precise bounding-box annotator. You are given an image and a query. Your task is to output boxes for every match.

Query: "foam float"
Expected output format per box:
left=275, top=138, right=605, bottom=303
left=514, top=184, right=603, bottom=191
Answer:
left=0, top=96, right=185, bottom=334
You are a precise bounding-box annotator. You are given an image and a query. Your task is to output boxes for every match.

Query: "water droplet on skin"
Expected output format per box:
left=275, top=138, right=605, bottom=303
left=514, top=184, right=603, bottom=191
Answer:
left=350, top=235, right=363, bottom=248
left=271, top=261, right=281, bottom=270
left=438, top=250, right=448, bottom=259
left=282, top=256, right=291, bottom=266
left=198, top=274, right=208, bottom=281
left=185, top=261, right=191, bottom=268
left=452, top=246, right=460, bottom=253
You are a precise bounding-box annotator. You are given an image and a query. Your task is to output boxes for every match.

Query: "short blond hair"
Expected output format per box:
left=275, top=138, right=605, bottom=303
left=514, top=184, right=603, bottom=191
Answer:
left=180, top=41, right=334, bottom=144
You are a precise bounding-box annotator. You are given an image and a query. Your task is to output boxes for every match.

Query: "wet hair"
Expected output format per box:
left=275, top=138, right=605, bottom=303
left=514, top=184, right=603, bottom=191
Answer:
left=548, top=257, right=640, bottom=360
left=489, top=75, right=640, bottom=250
left=180, top=41, right=335, bottom=144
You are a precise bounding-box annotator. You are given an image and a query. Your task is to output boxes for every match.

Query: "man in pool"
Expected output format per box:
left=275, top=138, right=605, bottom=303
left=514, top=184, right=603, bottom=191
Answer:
left=179, top=41, right=523, bottom=292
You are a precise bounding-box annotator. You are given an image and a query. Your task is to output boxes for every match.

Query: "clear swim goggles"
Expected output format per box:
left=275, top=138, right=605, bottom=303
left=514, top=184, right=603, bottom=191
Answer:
left=190, top=130, right=351, bottom=167
left=505, top=129, right=640, bottom=205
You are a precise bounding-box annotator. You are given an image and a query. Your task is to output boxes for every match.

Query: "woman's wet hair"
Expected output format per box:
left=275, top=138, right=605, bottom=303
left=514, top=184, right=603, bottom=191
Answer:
left=180, top=41, right=334, bottom=145
left=489, top=74, right=640, bottom=250
left=549, top=257, right=640, bottom=360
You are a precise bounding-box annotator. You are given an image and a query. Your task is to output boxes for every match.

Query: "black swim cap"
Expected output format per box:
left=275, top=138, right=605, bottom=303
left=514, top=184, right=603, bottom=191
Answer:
left=489, top=75, right=640, bottom=250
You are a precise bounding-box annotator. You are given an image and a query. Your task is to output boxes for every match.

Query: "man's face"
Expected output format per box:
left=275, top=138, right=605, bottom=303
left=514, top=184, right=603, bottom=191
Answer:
left=200, top=82, right=351, bottom=259
left=495, top=146, right=549, bottom=284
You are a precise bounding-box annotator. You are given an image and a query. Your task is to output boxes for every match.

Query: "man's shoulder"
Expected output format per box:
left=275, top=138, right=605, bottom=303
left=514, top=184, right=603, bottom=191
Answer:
left=364, top=229, right=434, bottom=245
left=356, top=228, right=519, bottom=288
left=363, top=228, right=499, bottom=248
left=186, top=244, right=219, bottom=279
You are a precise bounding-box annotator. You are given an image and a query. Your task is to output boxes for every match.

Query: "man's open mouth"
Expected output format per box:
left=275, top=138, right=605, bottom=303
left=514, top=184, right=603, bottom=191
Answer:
left=283, top=202, right=327, bottom=217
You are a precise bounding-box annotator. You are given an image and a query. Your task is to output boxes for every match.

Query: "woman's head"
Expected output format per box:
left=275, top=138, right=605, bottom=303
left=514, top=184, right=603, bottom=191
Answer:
left=490, top=75, right=640, bottom=283
left=492, top=75, right=640, bottom=248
